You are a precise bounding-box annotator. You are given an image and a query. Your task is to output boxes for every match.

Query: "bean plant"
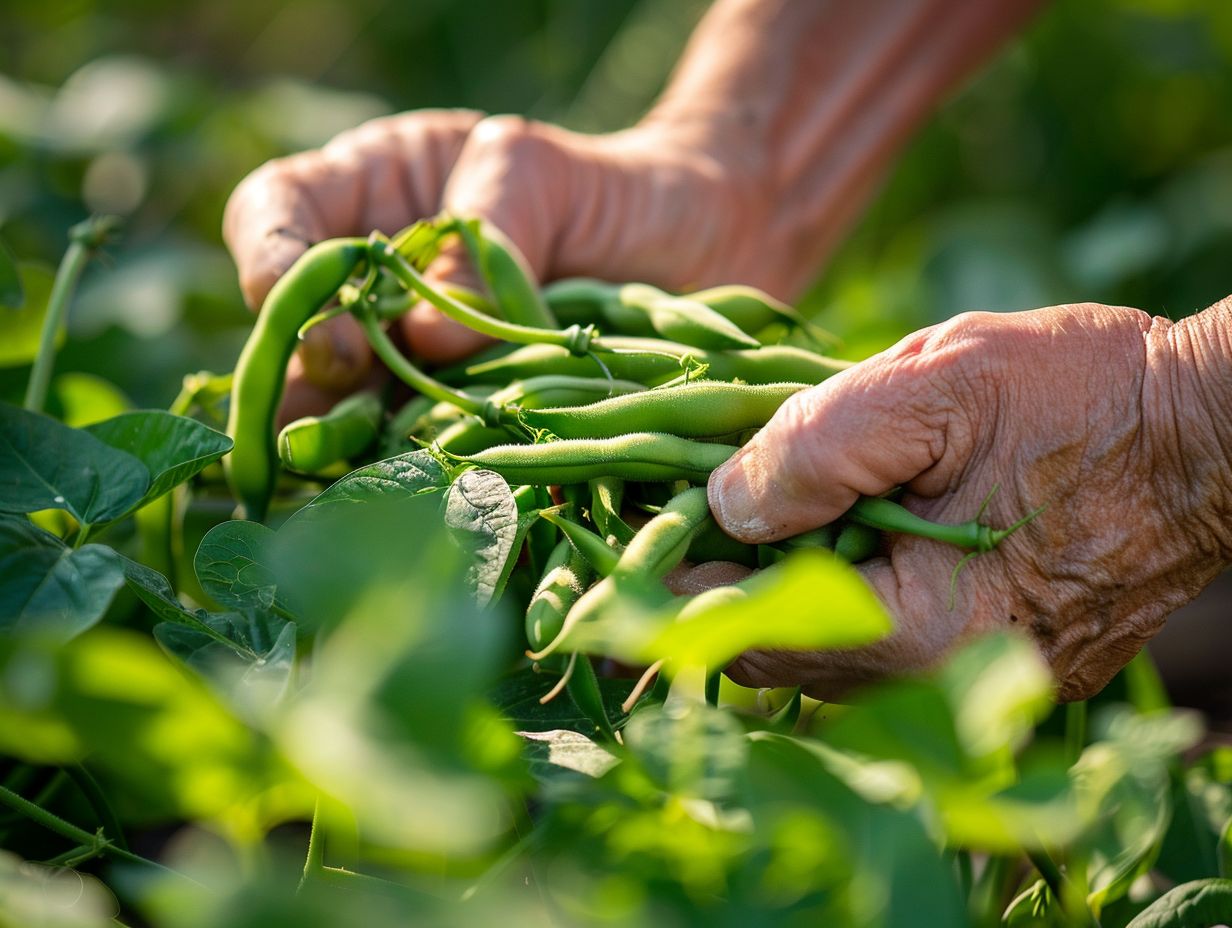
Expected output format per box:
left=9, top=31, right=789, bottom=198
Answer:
left=0, top=218, right=1229, bottom=928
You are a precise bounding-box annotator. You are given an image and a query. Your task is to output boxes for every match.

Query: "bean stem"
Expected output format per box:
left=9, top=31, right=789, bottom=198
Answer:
left=298, top=797, right=325, bottom=892
left=1064, top=700, right=1088, bottom=765
left=0, top=782, right=194, bottom=883
left=355, top=312, right=490, bottom=419
left=66, top=763, right=128, bottom=851
left=368, top=235, right=594, bottom=354
left=23, top=216, right=118, bottom=413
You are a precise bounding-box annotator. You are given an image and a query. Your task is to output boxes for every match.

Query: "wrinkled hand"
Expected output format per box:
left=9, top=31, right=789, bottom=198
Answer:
left=223, top=109, right=781, bottom=423
left=706, top=303, right=1232, bottom=700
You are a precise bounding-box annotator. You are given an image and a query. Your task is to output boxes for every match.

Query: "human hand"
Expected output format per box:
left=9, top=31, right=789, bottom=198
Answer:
left=223, top=109, right=778, bottom=423
left=706, top=303, right=1232, bottom=700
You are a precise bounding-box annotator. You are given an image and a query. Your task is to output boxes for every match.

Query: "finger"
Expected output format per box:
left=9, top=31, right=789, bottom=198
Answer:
left=440, top=116, right=575, bottom=279
left=393, top=116, right=582, bottom=365
left=707, top=325, right=976, bottom=543
left=397, top=247, right=495, bottom=364
left=224, top=109, right=483, bottom=310
left=297, top=312, right=375, bottom=392
left=663, top=561, right=755, bottom=596
left=277, top=353, right=388, bottom=429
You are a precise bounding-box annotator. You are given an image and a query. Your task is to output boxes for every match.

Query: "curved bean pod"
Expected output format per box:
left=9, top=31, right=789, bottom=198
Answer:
left=277, top=390, right=382, bottom=474
left=444, top=433, right=738, bottom=485
left=226, top=237, right=366, bottom=521
left=521, top=381, right=808, bottom=439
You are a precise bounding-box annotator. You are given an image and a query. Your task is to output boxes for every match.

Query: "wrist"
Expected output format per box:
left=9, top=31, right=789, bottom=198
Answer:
left=1148, top=298, right=1232, bottom=565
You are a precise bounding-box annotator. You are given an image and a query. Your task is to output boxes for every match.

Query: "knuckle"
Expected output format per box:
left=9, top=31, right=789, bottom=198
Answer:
left=467, top=114, right=550, bottom=158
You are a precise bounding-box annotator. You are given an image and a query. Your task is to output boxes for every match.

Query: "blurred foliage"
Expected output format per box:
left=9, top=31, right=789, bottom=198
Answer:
left=3, top=4, right=1232, bottom=923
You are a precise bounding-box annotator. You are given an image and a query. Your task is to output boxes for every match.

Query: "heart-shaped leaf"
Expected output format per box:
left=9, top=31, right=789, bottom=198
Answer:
left=86, top=409, right=232, bottom=510
left=444, top=468, right=518, bottom=607
left=194, top=520, right=284, bottom=615
left=0, top=515, right=125, bottom=639
left=0, top=402, right=149, bottom=526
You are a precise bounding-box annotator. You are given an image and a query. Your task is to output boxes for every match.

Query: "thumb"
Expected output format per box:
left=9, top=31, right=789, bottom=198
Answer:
left=708, top=331, right=972, bottom=542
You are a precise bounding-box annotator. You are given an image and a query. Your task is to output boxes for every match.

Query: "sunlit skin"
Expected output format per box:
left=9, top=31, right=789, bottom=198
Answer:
left=223, top=0, right=1232, bottom=698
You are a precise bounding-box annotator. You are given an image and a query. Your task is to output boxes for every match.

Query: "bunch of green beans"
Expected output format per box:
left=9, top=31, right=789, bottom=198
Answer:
left=222, top=215, right=1041, bottom=734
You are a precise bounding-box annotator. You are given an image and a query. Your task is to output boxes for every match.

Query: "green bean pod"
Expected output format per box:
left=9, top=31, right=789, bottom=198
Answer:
left=540, top=509, right=620, bottom=576
left=590, top=477, right=634, bottom=545
left=566, top=653, right=615, bottom=739
left=613, top=284, right=760, bottom=350
left=444, top=340, right=680, bottom=385
left=277, top=390, right=382, bottom=474
left=445, top=433, right=738, bottom=485
left=542, top=277, right=614, bottom=326
left=834, top=521, right=880, bottom=562
left=455, top=218, right=559, bottom=329
left=686, top=284, right=836, bottom=346
left=380, top=394, right=436, bottom=457
left=525, top=540, right=593, bottom=651
left=529, top=487, right=713, bottom=659
left=520, top=381, right=808, bottom=439
left=226, top=237, right=366, bottom=520
left=613, top=486, right=713, bottom=579
left=447, top=337, right=850, bottom=387
left=434, top=418, right=515, bottom=455
left=487, top=375, right=645, bottom=412
left=848, top=495, right=1001, bottom=552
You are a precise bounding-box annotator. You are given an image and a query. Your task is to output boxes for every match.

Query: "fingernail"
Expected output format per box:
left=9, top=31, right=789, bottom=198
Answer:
left=710, top=451, right=772, bottom=540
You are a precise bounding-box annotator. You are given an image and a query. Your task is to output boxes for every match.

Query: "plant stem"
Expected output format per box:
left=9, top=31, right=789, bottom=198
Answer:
left=0, top=782, right=195, bottom=883
left=299, top=798, right=325, bottom=892
left=1065, top=701, right=1088, bottom=765
left=66, top=764, right=128, bottom=851
left=1027, top=847, right=1099, bottom=928
left=23, top=217, right=117, bottom=414
left=356, top=312, right=490, bottom=419
left=369, top=237, right=593, bottom=354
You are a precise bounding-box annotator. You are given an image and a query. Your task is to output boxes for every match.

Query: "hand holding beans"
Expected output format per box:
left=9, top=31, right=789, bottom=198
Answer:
left=222, top=110, right=780, bottom=422
left=707, top=301, right=1232, bottom=700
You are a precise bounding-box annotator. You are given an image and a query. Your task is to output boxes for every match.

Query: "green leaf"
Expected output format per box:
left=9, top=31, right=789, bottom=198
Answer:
left=155, top=612, right=296, bottom=722
left=1125, top=878, right=1232, bottom=927
left=194, top=520, right=285, bottom=615
left=1156, top=747, right=1232, bottom=884
left=937, top=632, right=1054, bottom=760
left=0, top=239, right=24, bottom=308
left=0, top=516, right=125, bottom=639
left=444, top=468, right=518, bottom=607
left=623, top=701, right=748, bottom=801
left=121, top=556, right=259, bottom=657
left=593, top=550, right=890, bottom=672
left=0, top=264, right=54, bottom=368
left=0, top=628, right=303, bottom=823
left=305, top=449, right=449, bottom=509
left=519, top=729, right=618, bottom=783
left=1080, top=707, right=1205, bottom=914
left=490, top=666, right=636, bottom=734
left=85, top=410, right=232, bottom=512
left=0, top=402, right=149, bottom=526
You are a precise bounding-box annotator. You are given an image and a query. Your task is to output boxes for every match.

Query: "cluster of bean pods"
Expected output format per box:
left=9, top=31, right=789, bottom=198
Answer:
left=224, top=215, right=1037, bottom=728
